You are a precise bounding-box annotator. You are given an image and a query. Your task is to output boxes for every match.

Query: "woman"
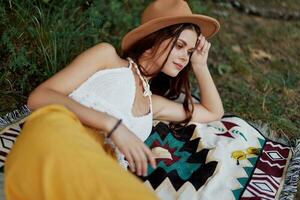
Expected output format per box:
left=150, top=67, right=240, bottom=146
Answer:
left=4, top=0, right=223, bottom=199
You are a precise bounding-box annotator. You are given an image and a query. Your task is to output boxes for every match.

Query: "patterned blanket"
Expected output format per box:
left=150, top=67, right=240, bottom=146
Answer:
left=0, top=105, right=299, bottom=200
left=137, top=117, right=299, bottom=200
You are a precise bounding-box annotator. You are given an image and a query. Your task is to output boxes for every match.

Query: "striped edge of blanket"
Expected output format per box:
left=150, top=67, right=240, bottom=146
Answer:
left=249, top=120, right=300, bottom=200
left=0, top=105, right=31, bottom=130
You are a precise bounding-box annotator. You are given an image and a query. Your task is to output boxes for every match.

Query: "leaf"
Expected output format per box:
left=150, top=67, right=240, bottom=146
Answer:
left=217, top=63, right=233, bottom=75
left=250, top=48, right=273, bottom=61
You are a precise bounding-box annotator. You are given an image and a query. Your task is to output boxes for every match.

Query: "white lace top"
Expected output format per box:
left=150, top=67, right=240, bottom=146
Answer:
left=68, top=57, right=153, bottom=169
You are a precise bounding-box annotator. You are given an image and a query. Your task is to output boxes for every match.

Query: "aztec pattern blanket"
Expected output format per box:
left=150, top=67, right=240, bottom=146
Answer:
left=0, top=105, right=299, bottom=200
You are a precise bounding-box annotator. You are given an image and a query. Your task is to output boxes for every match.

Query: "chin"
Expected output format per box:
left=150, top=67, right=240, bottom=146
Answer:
left=170, top=72, right=179, bottom=77
left=161, top=65, right=181, bottom=77
left=165, top=71, right=179, bottom=77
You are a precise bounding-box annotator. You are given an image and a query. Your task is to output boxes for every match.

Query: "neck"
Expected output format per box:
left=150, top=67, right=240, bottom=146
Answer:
left=137, top=55, right=155, bottom=82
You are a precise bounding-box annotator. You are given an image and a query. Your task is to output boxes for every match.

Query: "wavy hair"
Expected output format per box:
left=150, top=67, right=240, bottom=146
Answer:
left=121, top=23, right=201, bottom=128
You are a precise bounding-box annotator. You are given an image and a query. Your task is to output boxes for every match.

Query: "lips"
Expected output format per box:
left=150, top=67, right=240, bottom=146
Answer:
left=173, top=62, right=183, bottom=70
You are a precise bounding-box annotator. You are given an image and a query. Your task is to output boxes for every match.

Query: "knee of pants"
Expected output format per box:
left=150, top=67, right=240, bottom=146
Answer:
left=5, top=104, right=94, bottom=162
left=26, top=104, right=80, bottom=126
left=4, top=104, right=107, bottom=174
left=22, top=104, right=86, bottom=138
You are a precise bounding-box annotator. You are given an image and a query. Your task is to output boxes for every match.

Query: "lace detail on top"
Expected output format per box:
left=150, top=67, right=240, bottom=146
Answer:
left=127, top=57, right=152, bottom=97
left=68, top=57, right=153, bottom=169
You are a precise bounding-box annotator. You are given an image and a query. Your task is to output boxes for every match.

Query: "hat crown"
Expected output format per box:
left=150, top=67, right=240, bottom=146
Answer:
left=141, top=0, right=192, bottom=24
left=121, top=0, right=220, bottom=51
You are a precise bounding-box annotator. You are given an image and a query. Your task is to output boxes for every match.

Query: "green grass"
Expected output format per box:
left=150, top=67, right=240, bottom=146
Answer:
left=0, top=0, right=151, bottom=113
left=202, top=1, right=300, bottom=140
left=1, top=0, right=299, bottom=140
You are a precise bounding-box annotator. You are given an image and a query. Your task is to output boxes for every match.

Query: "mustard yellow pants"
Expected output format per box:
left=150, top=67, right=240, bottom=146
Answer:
left=4, top=104, right=157, bottom=200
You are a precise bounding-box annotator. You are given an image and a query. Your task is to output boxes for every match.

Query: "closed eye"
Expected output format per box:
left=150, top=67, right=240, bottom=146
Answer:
left=176, top=41, right=196, bottom=54
left=176, top=43, right=183, bottom=48
left=177, top=43, right=194, bottom=55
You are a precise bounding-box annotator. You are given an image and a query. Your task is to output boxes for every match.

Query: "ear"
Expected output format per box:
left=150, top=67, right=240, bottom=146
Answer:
left=144, top=48, right=154, bottom=56
left=145, top=48, right=153, bottom=54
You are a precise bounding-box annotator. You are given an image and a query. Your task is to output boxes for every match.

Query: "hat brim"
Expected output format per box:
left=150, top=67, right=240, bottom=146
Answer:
left=121, top=14, right=220, bottom=51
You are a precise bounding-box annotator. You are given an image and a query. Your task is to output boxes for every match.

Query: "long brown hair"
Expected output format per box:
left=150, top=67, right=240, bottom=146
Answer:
left=121, top=23, right=201, bottom=128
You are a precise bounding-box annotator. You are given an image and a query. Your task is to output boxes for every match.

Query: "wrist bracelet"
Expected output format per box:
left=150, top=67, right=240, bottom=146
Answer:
left=107, top=119, right=122, bottom=138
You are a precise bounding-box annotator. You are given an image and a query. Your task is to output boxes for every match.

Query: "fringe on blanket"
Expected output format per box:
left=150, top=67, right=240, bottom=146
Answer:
left=0, top=105, right=31, bottom=130
left=249, top=120, right=300, bottom=200
left=249, top=120, right=296, bottom=146
left=279, top=139, right=300, bottom=200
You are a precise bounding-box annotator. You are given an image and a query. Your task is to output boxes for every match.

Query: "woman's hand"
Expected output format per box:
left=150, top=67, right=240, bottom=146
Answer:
left=109, top=122, right=157, bottom=176
left=190, top=34, right=211, bottom=68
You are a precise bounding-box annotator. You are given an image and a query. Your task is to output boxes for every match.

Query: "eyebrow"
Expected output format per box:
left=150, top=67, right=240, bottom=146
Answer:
left=177, top=39, right=196, bottom=51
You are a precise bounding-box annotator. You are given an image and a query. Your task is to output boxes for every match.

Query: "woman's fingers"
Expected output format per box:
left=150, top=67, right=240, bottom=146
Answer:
left=138, top=144, right=157, bottom=176
left=142, top=144, right=157, bottom=169
left=200, top=41, right=211, bottom=55
left=136, top=147, right=148, bottom=176
left=197, top=34, right=211, bottom=55
left=110, top=125, right=156, bottom=176
left=200, top=41, right=208, bottom=55
left=124, top=150, right=135, bottom=172
left=204, top=42, right=211, bottom=52
left=130, top=148, right=143, bottom=176
left=129, top=143, right=155, bottom=176
left=198, top=35, right=206, bottom=51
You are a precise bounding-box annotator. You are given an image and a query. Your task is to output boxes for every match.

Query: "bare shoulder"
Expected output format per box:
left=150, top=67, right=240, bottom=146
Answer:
left=91, top=42, right=128, bottom=69
left=30, top=42, right=128, bottom=96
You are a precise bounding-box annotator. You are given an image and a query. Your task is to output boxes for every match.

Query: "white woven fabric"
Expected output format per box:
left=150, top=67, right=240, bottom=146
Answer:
left=68, top=57, right=153, bottom=169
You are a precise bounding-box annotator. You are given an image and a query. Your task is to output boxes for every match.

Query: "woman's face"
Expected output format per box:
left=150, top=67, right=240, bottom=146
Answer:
left=155, top=29, right=198, bottom=77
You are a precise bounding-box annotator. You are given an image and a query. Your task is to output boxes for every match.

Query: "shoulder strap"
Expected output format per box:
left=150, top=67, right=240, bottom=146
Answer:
left=126, top=57, right=134, bottom=69
left=126, top=57, right=152, bottom=97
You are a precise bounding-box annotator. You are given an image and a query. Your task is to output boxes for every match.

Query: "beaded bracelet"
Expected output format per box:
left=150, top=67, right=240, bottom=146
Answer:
left=107, top=119, right=122, bottom=138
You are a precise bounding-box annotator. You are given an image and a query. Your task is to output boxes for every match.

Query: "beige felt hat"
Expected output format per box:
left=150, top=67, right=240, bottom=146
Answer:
left=121, top=0, right=220, bottom=51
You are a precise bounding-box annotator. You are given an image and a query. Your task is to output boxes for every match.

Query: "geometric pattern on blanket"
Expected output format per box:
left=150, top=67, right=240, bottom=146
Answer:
left=138, top=116, right=293, bottom=200
left=0, top=107, right=298, bottom=200
left=140, top=122, right=218, bottom=191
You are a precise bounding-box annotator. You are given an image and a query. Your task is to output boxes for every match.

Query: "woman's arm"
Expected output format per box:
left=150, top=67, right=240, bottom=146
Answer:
left=28, top=88, right=118, bottom=133
left=27, top=42, right=121, bottom=133
left=27, top=43, right=156, bottom=175
left=152, top=93, right=223, bottom=123
left=154, top=64, right=224, bottom=123
left=152, top=35, right=223, bottom=123
left=192, top=64, right=224, bottom=119
left=190, top=34, right=224, bottom=119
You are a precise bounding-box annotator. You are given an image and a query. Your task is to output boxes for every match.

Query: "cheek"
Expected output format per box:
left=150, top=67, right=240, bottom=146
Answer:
left=169, top=47, right=180, bottom=57
left=165, top=48, right=180, bottom=69
left=165, top=48, right=179, bottom=63
left=154, top=48, right=174, bottom=68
